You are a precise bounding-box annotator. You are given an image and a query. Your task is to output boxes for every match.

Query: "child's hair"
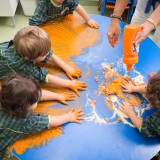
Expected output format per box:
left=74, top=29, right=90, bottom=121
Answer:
left=0, top=74, right=42, bottom=117
left=14, top=26, right=51, bottom=61
left=146, top=71, right=160, bottom=108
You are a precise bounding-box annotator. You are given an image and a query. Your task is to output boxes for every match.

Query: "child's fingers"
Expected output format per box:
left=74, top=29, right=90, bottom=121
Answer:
left=65, top=93, right=75, bottom=99
left=59, top=100, right=68, bottom=105
left=75, top=120, right=82, bottom=124
left=67, top=74, right=73, bottom=80
left=77, top=117, right=85, bottom=120
left=73, top=89, right=80, bottom=96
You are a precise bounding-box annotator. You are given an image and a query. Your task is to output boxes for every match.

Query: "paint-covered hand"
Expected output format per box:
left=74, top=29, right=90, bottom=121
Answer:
left=58, top=93, right=75, bottom=105
left=68, top=109, right=85, bottom=124
left=119, top=102, right=135, bottom=116
left=69, top=80, right=87, bottom=96
left=121, top=80, right=135, bottom=93
left=66, top=68, right=82, bottom=80
left=87, top=19, right=99, bottom=29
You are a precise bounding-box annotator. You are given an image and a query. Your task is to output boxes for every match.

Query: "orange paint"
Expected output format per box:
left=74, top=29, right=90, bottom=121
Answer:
left=123, top=24, right=142, bottom=71
left=9, top=14, right=100, bottom=154
left=41, top=14, right=101, bottom=67
left=104, top=76, right=141, bottom=106
left=90, top=100, right=96, bottom=108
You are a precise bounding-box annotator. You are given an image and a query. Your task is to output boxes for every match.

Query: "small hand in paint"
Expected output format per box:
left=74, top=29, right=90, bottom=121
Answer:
left=66, top=68, right=82, bottom=80
left=87, top=19, right=99, bottom=29
left=121, top=80, right=135, bottom=93
left=69, top=80, right=87, bottom=96
left=58, top=93, right=75, bottom=105
left=119, top=102, right=135, bottom=116
left=68, top=109, right=85, bottom=124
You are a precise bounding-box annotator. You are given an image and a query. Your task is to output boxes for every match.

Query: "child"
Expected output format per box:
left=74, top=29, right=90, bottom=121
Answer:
left=120, top=72, right=160, bottom=137
left=29, top=0, right=98, bottom=28
left=0, top=26, right=87, bottom=105
left=0, top=74, right=84, bottom=159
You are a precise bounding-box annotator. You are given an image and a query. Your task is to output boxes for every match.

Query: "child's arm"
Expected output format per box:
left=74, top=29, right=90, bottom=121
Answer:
left=48, top=54, right=81, bottom=80
left=49, top=109, right=85, bottom=127
left=41, top=89, right=75, bottom=105
left=29, top=0, right=48, bottom=26
left=119, top=102, right=142, bottom=128
left=75, top=4, right=99, bottom=29
left=47, top=74, right=87, bottom=96
left=121, top=81, right=146, bottom=93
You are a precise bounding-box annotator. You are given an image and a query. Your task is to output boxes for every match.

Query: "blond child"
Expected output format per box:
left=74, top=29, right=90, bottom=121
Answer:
left=29, top=0, right=98, bottom=28
left=120, top=72, right=160, bottom=137
left=0, top=74, right=84, bottom=159
left=0, top=26, right=86, bottom=105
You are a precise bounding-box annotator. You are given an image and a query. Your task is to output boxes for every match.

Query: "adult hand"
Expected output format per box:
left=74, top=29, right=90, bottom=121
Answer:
left=134, top=21, right=155, bottom=46
left=107, top=20, right=121, bottom=47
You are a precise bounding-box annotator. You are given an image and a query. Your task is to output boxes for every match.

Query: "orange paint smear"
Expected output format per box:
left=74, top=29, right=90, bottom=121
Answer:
left=42, top=14, right=101, bottom=68
left=105, top=76, right=141, bottom=106
left=9, top=127, right=62, bottom=154
left=9, top=14, right=100, bottom=154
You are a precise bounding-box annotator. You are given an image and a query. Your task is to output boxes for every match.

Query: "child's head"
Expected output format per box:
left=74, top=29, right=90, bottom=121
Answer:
left=0, top=74, right=42, bottom=117
left=14, top=26, right=51, bottom=61
left=146, top=72, right=160, bottom=109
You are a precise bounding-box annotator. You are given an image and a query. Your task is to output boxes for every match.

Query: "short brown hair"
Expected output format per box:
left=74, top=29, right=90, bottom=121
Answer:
left=146, top=71, right=160, bottom=109
left=0, top=74, right=42, bottom=117
left=14, top=26, right=51, bottom=61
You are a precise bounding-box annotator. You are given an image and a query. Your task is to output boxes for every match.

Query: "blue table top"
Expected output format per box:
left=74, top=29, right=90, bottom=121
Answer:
left=14, top=14, right=160, bottom=160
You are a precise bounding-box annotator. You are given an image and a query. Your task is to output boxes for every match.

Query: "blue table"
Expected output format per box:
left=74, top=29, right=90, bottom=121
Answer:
left=14, top=14, right=160, bottom=160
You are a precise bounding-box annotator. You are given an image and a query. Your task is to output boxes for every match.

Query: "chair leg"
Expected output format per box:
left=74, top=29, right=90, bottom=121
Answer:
left=11, top=17, right=16, bottom=27
left=100, top=0, right=106, bottom=15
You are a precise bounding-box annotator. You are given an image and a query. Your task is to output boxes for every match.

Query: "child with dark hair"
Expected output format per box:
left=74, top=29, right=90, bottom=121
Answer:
left=0, top=26, right=87, bottom=105
left=0, top=74, right=84, bottom=159
left=29, top=0, right=98, bottom=28
left=120, top=72, right=160, bottom=137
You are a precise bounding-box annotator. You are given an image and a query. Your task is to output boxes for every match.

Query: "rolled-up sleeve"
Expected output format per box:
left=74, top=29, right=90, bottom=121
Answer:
left=22, top=113, right=50, bottom=134
left=139, top=110, right=160, bottom=137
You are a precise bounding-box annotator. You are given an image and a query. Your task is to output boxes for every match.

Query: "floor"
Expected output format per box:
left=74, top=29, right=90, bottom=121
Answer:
left=0, top=0, right=158, bottom=160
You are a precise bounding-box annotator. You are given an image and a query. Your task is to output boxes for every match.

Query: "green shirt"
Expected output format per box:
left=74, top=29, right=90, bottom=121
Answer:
left=29, top=0, right=79, bottom=26
left=139, top=110, right=160, bottom=137
left=0, top=41, right=52, bottom=83
left=0, top=110, right=49, bottom=159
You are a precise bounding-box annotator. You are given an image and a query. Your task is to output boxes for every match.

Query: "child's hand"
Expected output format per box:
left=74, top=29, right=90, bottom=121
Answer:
left=121, top=80, right=135, bottom=93
left=69, top=80, right=87, bottom=96
left=58, top=93, right=75, bottom=105
left=119, top=102, right=135, bottom=116
left=66, top=68, right=82, bottom=80
left=68, top=109, right=85, bottom=124
left=87, top=19, right=99, bottom=29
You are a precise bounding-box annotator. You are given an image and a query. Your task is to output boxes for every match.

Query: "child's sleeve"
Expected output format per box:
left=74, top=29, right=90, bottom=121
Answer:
left=68, top=0, right=79, bottom=11
left=17, top=61, right=49, bottom=83
left=138, top=110, right=160, bottom=137
left=29, top=0, right=48, bottom=26
left=22, top=113, right=50, bottom=134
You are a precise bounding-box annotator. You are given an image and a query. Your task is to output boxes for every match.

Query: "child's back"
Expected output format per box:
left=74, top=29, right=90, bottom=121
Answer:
left=0, top=73, right=84, bottom=159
